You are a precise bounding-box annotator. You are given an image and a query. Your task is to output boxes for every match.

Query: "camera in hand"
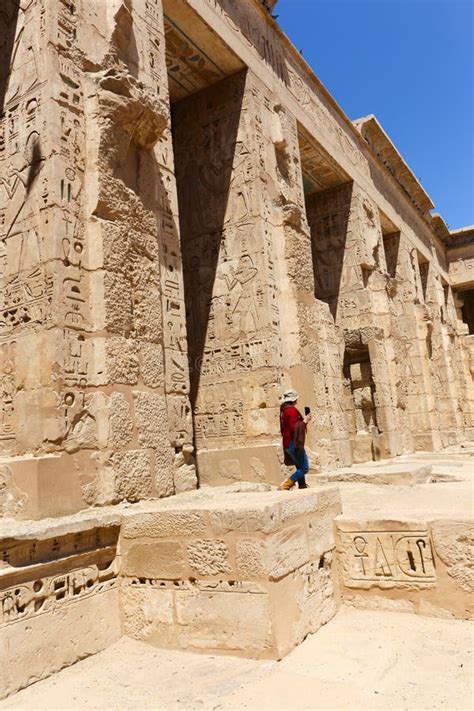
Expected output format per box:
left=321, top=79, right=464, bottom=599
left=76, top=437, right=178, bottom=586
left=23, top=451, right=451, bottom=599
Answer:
left=304, top=406, right=311, bottom=416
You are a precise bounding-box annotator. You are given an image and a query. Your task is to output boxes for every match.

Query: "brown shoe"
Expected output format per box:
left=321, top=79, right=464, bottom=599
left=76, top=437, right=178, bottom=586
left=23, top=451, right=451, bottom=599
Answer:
left=278, top=478, right=295, bottom=491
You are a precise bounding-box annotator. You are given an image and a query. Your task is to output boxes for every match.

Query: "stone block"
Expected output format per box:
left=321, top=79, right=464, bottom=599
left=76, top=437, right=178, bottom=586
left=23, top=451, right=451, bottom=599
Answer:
left=123, top=541, right=185, bottom=579
left=431, top=520, right=474, bottom=594
left=121, top=585, right=175, bottom=644
left=175, top=589, right=273, bottom=653
left=197, top=445, right=283, bottom=487
left=0, top=588, right=120, bottom=700
left=290, top=558, right=338, bottom=649
left=111, top=449, right=153, bottom=502
left=350, top=361, right=373, bottom=388
left=0, top=452, right=98, bottom=519
left=279, top=491, right=323, bottom=522
left=266, top=525, right=309, bottom=580
left=209, top=504, right=282, bottom=535
left=186, top=539, right=231, bottom=576
left=308, top=512, right=337, bottom=560
left=335, top=518, right=473, bottom=620
left=139, top=342, right=165, bottom=388
left=351, top=433, right=373, bottom=463
left=103, top=272, right=133, bottom=335
left=236, top=539, right=267, bottom=579
left=154, top=449, right=175, bottom=498
left=106, top=337, right=139, bottom=385
left=133, top=391, right=169, bottom=448
left=108, top=392, right=134, bottom=448
left=173, top=462, right=198, bottom=493
left=121, top=510, right=207, bottom=539
left=337, top=521, right=437, bottom=590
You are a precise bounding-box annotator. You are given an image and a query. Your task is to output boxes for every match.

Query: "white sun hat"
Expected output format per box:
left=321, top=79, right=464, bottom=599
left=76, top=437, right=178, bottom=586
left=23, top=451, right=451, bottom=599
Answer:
left=281, top=389, right=299, bottom=404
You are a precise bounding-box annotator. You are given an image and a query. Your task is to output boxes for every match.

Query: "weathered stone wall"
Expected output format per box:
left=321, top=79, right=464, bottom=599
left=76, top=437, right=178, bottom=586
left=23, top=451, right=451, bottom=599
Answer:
left=120, top=487, right=341, bottom=659
left=0, top=486, right=341, bottom=696
left=0, top=0, right=195, bottom=519
left=0, top=0, right=472, bottom=504
left=0, top=515, right=121, bottom=698
left=173, top=69, right=353, bottom=483
left=335, top=518, right=474, bottom=620
left=305, top=180, right=474, bottom=460
left=173, top=70, right=285, bottom=484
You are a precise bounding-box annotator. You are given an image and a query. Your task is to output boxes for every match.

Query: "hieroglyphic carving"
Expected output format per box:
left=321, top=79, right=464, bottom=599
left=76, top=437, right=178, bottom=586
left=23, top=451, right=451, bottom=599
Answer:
left=0, top=231, right=53, bottom=335
left=194, top=400, right=244, bottom=444
left=174, top=71, right=282, bottom=415
left=199, top=0, right=287, bottom=81
left=0, top=344, right=15, bottom=448
left=0, top=559, right=117, bottom=625
left=164, top=17, right=225, bottom=99
left=127, top=576, right=265, bottom=594
left=0, top=527, right=118, bottom=569
left=198, top=339, right=276, bottom=379
left=341, top=530, right=436, bottom=588
left=306, top=183, right=356, bottom=309
left=0, top=2, right=48, bottom=453
left=197, top=0, right=369, bottom=178
left=54, top=56, right=87, bottom=332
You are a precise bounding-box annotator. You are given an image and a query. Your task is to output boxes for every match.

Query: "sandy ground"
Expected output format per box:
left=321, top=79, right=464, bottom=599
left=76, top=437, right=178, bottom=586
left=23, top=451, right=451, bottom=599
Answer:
left=308, top=450, right=474, bottom=520
left=2, top=607, right=473, bottom=711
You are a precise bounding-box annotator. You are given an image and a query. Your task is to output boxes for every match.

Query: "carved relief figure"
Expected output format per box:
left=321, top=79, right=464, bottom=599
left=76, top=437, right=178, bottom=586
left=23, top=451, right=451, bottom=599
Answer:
left=218, top=254, right=259, bottom=341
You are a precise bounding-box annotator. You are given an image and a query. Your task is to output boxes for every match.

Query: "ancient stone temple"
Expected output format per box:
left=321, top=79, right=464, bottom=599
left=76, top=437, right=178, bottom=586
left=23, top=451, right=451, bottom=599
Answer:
left=1, top=0, right=473, bottom=700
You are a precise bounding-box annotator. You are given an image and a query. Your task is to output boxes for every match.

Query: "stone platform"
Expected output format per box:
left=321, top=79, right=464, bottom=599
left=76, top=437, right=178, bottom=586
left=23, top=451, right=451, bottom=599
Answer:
left=1, top=450, right=472, bottom=701
left=0, top=485, right=341, bottom=699
left=312, top=451, right=474, bottom=620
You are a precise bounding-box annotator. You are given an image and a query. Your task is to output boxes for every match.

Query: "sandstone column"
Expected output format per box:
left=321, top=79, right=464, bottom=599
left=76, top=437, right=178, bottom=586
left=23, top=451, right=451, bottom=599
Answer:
left=0, top=0, right=194, bottom=519
left=173, top=69, right=352, bottom=484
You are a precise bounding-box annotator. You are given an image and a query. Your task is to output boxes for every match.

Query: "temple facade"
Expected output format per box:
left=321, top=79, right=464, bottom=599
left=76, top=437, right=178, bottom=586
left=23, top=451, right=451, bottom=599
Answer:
left=1, top=0, right=472, bottom=517
left=0, top=1, right=473, bottom=697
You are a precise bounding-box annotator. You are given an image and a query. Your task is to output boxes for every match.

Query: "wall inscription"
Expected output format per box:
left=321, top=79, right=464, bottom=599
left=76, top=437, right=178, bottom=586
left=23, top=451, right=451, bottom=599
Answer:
left=340, top=530, right=436, bottom=588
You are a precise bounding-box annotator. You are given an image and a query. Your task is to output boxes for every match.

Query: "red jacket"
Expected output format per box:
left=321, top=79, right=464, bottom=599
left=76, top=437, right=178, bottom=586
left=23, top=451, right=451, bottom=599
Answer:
left=280, top=405, right=305, bottom=449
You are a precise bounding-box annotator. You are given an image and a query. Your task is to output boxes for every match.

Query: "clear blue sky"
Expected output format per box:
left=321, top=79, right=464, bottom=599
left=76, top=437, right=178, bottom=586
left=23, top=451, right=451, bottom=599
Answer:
left=276, top=0, right=473, bottom=230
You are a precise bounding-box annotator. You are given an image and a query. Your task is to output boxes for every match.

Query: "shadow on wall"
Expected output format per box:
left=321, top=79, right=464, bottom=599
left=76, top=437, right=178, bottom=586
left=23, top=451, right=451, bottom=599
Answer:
left=305, top=182, right=353, bottom=321
left=0, top=1, right=20, bottom=115
left=171, top=73, right=245, bottom=412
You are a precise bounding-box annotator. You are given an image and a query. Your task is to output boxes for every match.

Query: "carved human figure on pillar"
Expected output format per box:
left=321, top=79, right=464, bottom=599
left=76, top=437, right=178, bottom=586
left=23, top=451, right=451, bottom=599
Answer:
left=219, top=254, right=259, bottom=340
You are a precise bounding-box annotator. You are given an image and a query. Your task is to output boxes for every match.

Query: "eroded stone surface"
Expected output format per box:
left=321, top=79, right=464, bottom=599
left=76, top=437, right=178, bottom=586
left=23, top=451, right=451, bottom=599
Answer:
left=186, top=539, right=231, bottom=576
left=431, top=520, right=474, bottom=593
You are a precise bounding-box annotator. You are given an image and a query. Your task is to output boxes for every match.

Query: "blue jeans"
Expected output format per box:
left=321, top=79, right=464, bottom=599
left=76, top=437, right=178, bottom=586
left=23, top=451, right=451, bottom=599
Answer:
left=285, top=441, right=309, bottom=484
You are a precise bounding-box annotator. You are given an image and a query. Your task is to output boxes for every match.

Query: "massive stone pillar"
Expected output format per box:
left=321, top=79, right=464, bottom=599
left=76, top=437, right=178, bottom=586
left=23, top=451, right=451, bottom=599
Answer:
left=421, top=258, right=474, bottom=446
left=304, top=181, right=468, bottom=458
left=0, top=0, right=194, bottom=519
left=305, top=183, right=402, bottom=460
left=173, top=69, right=351, bottom=484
